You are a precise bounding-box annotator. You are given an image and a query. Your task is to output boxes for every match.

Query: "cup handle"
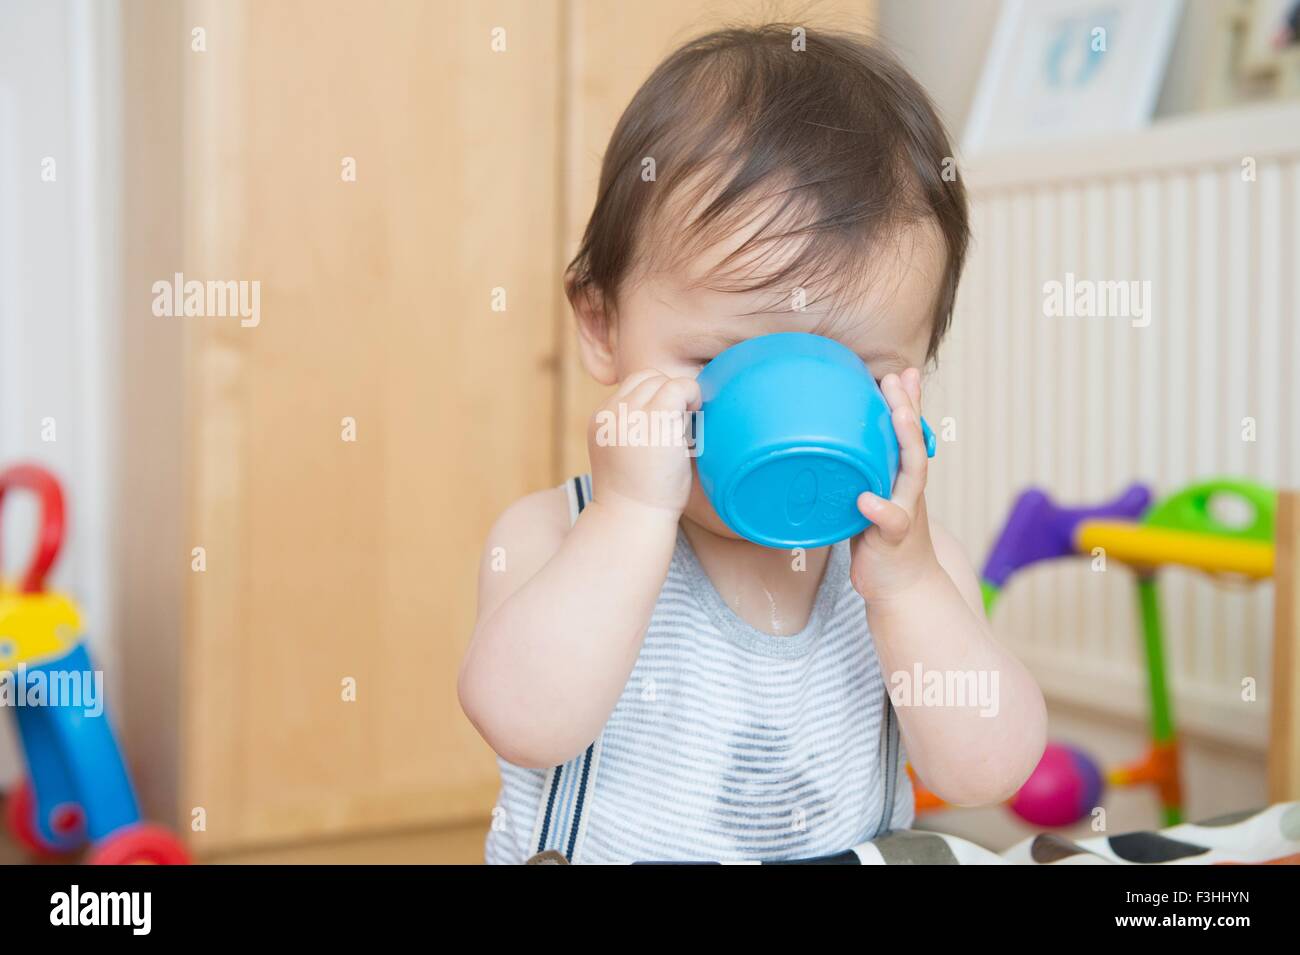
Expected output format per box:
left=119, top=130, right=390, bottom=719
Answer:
left=920, top=417, right=937, bottom=458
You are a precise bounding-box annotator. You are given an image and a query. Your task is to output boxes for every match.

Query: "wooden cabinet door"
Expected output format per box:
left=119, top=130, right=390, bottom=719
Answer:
left=180, top=0, right=560, bottom=853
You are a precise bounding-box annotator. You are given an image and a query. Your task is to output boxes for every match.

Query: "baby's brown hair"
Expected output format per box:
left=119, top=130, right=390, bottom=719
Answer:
left=566, top=24, right=969, bottom=362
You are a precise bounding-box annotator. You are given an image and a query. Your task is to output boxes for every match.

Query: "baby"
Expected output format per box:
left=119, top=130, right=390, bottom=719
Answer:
left=460, top=24, right=1046, bottom=864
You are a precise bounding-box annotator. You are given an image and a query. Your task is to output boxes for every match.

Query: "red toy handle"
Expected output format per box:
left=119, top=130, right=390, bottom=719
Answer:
left=0, top=463, right=65, bottom=594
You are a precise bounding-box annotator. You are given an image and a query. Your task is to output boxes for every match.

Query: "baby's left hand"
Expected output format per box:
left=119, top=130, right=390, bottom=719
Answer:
left=849, top=368, right=944, bottom=604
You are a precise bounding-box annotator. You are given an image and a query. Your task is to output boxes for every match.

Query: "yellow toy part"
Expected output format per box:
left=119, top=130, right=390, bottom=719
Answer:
left=0, top=588, right=84, bottom=669
left=1075, top=520, right=1274, bottom=579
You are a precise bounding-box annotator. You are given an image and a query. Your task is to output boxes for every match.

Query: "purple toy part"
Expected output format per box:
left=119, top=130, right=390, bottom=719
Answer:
left=981, top=483, right=1153, bottom=589
left=1069, top=747, right=1105, bottom=813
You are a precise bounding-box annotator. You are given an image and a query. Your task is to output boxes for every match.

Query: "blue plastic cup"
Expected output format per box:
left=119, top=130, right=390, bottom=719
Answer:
left=694, top=332, right=935, bottom=549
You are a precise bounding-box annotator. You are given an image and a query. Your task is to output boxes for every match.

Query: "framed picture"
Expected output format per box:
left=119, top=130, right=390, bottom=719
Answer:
left=1203, top=0, right=1300, bottom=107
left=1238, top=0, right=1300, bottom=77
left=963, top=0, right=1183, bottom=156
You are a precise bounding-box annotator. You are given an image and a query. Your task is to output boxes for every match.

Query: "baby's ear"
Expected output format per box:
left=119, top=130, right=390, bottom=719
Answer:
left=566, top=275, right=619, bottom=386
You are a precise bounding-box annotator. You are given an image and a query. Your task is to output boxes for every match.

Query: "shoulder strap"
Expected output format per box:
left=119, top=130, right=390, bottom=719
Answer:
left=876, top=694, right=902, bottom=836
left=527, top=475, right=603, bottom=863
left=562, top=472, right=592, bottom=526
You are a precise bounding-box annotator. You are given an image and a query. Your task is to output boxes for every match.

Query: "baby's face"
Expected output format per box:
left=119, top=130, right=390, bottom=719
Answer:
left=607, top=220, right=945, bottom=539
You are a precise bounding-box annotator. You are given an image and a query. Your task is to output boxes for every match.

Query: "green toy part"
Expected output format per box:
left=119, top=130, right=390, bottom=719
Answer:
left=1142, top=478, right=1275, bottom=542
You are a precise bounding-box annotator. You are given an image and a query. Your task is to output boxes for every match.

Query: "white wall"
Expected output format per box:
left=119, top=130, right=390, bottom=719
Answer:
left=0, top=0, right=121, bottom=787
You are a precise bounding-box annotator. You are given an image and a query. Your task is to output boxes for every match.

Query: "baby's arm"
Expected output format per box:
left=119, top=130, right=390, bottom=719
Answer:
left=852, top=370, right=1047, bottom=806
left=458, top=370, right=701, bottom=769
left=868, top=522, right=1046, bottom=806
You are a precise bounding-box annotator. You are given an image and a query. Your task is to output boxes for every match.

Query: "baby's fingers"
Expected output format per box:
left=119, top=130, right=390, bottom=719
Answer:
left=858, top=491, right=911, bottom=544
left=901, top=367, right=923, bottom=412
left=882, top=370, right=922, bottom=418
left=650, top=376, right=702, bottom=413
left=615, top=368, right=666, bottom=400
left=890, top=406, right=929, bottom=507
left=623, top=373, right=670, bottom=409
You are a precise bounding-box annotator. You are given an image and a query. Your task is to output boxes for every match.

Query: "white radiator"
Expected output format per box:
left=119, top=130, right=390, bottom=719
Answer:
left=926, top=103, right=1300, bottom=749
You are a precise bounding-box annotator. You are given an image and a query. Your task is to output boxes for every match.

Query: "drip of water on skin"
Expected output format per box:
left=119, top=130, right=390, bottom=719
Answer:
left=764, top=584, right=784, bottom=635
left=735, top=580, right=785, bottom=635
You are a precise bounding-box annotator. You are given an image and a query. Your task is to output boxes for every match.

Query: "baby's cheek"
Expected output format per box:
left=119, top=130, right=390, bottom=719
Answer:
left=682, top=471, right=739, bottom=539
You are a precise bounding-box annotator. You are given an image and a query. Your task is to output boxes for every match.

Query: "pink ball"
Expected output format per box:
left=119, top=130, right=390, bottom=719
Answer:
left=1008, top=742, right=1103, bottom=828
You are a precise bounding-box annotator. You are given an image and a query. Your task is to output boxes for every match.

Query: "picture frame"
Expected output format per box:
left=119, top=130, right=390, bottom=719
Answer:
left=1203, top=0, right=1300, bottom=107
left=1239, top=0, right=1300, bottom=77
left=963, top=0, right=1184, bottom=156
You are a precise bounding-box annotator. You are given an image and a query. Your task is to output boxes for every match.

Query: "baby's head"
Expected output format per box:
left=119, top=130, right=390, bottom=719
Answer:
left=567, top=24, right=968, bottom=535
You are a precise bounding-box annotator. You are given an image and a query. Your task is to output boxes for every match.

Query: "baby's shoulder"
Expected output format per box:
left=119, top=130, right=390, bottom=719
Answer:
left=486, top=484, right=572, bottom=554
left=475, top=484, right=574, bottom=615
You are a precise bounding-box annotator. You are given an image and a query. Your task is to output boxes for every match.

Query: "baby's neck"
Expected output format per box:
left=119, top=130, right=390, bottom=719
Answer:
left=680, top=517, right=832, bottom=636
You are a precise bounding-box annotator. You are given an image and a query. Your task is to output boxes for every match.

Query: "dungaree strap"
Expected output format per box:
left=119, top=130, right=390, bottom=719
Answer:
left=526, top=475, right=602, bottom=863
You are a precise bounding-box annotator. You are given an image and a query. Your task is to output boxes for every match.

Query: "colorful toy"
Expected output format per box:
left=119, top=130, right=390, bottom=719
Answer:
left=1007, top=742, right=1105, bottom=828
left=695, top=332, right=935, bottom=549
left=0, top=463, right=189, bottom=863
left=914, top=477, right=1277, bottom=828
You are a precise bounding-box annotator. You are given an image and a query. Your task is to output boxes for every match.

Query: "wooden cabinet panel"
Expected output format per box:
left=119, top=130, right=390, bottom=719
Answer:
left=180, top=0, right=561, bottom=852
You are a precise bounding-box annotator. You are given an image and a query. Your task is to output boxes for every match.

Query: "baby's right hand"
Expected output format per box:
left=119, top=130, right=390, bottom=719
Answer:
left=588, top=369, right=702, bottom=516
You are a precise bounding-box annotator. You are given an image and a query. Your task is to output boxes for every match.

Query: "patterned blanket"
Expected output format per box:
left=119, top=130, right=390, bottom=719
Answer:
left=527, top=802, right=1300, bottom=863
left=861, top=802, right=1300, bottom=866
